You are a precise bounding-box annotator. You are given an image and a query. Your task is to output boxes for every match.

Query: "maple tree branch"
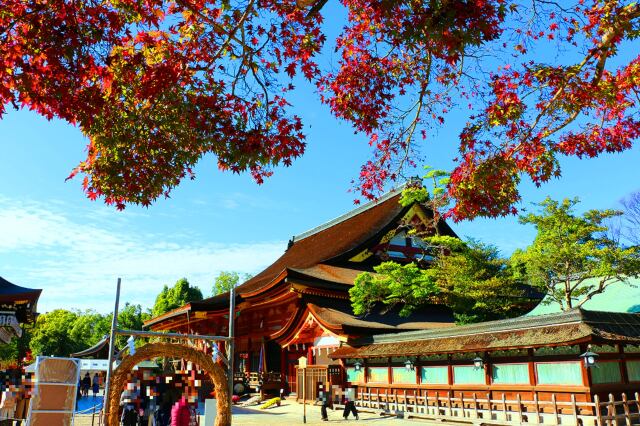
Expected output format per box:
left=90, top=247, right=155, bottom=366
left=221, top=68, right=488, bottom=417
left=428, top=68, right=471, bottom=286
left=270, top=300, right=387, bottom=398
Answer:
left=305, top=0, right=329, bottom=18
left=506, top=2, right=640, bottom=156
left=211, top=0, right=256, bottom=61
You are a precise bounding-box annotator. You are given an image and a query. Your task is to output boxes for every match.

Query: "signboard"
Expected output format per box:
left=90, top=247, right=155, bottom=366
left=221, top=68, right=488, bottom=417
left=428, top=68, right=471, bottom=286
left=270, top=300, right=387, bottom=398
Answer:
left=328, top=365, right=341, bottom=376
left=0, top=328, right=12, bottom=344
left=27, top=356, right=81, bottom=426
left=80, top=359, right=110, bottom=371
left=0, top=311, right=22, bottom=341
left=298, top=356, right=307, bottom=369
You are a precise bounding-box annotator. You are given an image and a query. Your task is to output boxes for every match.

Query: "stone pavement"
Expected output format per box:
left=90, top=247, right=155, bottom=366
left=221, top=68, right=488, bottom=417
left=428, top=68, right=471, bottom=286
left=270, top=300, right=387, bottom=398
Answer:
left=226, top=399, right=449, bottom=425
left=73, top=399, right=450, bottom=426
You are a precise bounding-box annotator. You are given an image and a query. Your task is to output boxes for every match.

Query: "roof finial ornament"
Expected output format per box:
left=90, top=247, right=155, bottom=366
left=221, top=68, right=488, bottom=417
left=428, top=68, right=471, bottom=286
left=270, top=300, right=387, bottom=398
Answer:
left=287, top=236, right=295, bottom=250
left=407, top=175, right=423, bottom=187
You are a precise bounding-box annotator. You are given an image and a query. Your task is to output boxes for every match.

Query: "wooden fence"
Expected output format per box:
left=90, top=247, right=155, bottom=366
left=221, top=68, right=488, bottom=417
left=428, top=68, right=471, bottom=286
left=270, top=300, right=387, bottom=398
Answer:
left=296, top=366, right=328, bottom=402
left=336, top=390, right=640, bottom=425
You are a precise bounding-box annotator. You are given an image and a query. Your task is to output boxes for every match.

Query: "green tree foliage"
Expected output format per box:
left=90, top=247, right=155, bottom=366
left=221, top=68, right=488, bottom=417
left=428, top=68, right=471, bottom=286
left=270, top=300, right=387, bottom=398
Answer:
left=351, top=172, right=528, bottom=324
left=152, top=278, right=203, bottom=317
left=26, top=304, right=151, bottom=358
left=0, top=325, right=32, bottom=368
left=400, top=166, right=450, bottom=235
left=350, top=261, right=439, bottom=318
left=512, top=197, right=640, bottom=310
left=29, top=310, right=82, bottom=357
left=350, top=236, right=526, bottom=324
left=211, top=271, right=252, bottom=296
left=431, top=238, right=527, bottom=324
left=114, top=303, right=151, bottom=349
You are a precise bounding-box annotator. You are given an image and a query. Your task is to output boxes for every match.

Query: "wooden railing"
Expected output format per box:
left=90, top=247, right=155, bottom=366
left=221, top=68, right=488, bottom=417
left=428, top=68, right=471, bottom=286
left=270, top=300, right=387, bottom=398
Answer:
left=337, top=390, right=640, bottom=426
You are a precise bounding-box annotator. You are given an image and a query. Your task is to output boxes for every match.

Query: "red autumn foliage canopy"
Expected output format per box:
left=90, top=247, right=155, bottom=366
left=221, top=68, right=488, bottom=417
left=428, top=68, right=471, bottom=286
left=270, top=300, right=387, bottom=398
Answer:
left=1, top=0, right=639, bottom=217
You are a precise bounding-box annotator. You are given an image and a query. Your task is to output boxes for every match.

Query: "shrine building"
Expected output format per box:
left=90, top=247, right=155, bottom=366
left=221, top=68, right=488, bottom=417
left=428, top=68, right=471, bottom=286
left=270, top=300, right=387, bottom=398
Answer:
left=145, top=189, right=473, bottom=394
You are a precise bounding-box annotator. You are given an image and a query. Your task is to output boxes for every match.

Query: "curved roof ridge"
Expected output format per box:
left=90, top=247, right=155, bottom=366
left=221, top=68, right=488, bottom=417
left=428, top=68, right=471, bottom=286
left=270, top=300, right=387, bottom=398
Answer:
left=294, top=184, right=407, bottom=242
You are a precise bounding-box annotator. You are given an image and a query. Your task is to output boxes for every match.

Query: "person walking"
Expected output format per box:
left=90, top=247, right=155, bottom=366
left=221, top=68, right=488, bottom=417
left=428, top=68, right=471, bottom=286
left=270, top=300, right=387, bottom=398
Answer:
left=342, top=397, right=359, bottom=420
left=121, top=404, right=139, bottom=426
left=170, top=397, right=190, bottom=426
left=318, top=385, right=330, bottom=421
left=81, top=373, right=91, bottom=397
left=92, top=373, right=100, bottom=398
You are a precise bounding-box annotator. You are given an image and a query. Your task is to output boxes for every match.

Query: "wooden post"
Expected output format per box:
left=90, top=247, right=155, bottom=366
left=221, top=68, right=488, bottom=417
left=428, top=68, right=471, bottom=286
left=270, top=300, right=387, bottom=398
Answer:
left=622, top=393, right=631, bottom=426
left=404, top=389, right=408, bottom=412
left=552, top=393, right=559, bottom=425
left=302, top=366, right=306, bottom=423
left=516, top=394, right=523, bottom=424
left=609, top=393, right=617, bottom=426
left=385, top=387, right=389, bottom=411
left=501, top=393, right=507, bottom=421
left=534, top=393, right=541, bottom=424
left=473, top=393, right=479, bottom=419
left=595, top=394, right=603, bottom=426
left=376, top=388, right=380, bottom=410
left=635, top=393, right=640, bottom=425
left=448, top=391, right=453, bottom=417
left=487, top=393, right=493, bottom=422
left=571, top=394, right=579, bottom=425
left=435, top=391, right=440, bottom=416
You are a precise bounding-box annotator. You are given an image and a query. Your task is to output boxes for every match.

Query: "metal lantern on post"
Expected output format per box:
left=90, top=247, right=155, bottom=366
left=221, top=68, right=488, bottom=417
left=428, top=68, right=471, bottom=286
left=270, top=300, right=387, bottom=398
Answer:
left=580, top=346, right=599, bottom=368
left=405, top=359, right=414, bottom=371
left=473, top=356, right=484, bottom=370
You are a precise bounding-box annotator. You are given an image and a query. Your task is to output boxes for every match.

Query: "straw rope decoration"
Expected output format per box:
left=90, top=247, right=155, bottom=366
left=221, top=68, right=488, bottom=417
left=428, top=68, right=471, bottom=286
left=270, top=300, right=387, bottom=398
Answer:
left=107, top=342, right=230, bottom=426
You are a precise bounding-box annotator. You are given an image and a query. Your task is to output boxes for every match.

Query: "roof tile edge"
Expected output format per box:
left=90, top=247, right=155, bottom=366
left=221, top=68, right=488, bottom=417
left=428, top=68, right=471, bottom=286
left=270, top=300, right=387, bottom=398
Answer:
left=293, top=183, right=408, bottom=242
left=367, top=308, right=591, bottom=344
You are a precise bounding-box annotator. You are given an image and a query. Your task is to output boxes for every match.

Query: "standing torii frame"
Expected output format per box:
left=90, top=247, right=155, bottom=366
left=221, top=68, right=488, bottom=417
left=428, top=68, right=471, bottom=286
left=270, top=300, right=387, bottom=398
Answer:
left=102, top=278, right=236, bottom=424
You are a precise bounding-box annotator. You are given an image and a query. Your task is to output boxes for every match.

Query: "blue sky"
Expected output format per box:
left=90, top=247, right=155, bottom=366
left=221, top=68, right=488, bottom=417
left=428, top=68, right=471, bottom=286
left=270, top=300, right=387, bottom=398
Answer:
left=1, top=4, right=639, bottom=314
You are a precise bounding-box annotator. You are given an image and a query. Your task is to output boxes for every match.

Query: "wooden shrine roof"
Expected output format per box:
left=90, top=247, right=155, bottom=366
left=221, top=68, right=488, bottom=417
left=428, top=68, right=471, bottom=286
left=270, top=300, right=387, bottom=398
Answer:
left=288, top=264, right=365, bottom=286
left=330, top=309, right=640, bottom=359
left=145, top=186, right=458, bottom=330
left=71, top=335, right=110, bottom=358
left=0, top=276, right=41, bottom=324
left=0, top=276, right=41, bottom=304
left=235, top=189, right=408, bottom=295
left=274, top=296, right=456, bottom=346
left=307, top=299, right=455, bottom=333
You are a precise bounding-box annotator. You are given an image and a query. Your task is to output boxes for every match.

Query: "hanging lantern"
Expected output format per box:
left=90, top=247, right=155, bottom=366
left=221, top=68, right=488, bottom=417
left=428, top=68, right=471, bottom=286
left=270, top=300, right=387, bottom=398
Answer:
left=354, top=361, right=362, bottom=372
left=580, top=346, right=599, bottom=368
left=473, top=356, right=484, bottom=370
left=405, top=359, right=414, bottom=371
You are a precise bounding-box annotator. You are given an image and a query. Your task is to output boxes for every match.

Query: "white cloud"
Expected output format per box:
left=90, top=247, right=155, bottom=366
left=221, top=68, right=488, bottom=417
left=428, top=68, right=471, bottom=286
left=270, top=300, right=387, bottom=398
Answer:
left=0, top=196, right=285, bottom=313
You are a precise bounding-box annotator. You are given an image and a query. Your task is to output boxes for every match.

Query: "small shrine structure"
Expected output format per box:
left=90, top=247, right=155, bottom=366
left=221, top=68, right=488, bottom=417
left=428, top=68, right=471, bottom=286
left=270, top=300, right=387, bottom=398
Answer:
left=0, top=276, right=41, bottom=344
left=329, top=309, right=640, bottom=425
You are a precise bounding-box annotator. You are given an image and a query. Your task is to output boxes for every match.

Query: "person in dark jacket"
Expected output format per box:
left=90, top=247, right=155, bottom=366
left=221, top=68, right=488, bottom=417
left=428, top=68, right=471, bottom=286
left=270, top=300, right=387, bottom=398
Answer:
left=81, top=373, right=91, bottom=397
left=318, top=384, right=330, bottom=421
left=121, top=404, right=139, bottom=426
left=343, top=392, right=359, bottom=420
